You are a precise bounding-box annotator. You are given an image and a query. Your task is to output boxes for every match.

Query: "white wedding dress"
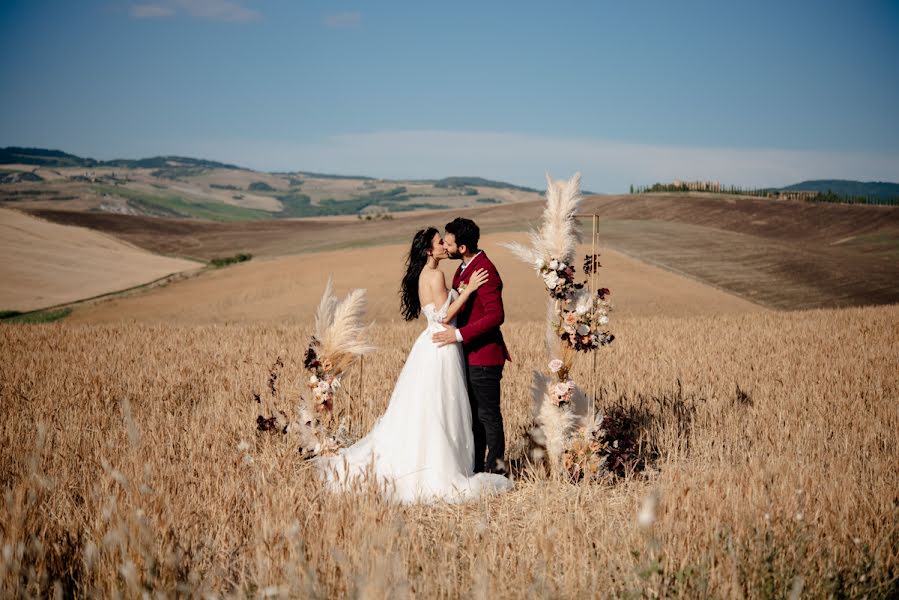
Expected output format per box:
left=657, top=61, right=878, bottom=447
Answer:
left=313, top=289, right=514, bottom=504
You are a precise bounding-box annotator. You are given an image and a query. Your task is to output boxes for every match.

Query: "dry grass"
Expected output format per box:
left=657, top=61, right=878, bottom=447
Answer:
left=2, top=304, right=897, bottom=598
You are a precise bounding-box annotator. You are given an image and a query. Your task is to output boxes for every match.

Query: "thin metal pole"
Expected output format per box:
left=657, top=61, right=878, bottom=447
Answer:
left=573, top=212, right=601, bottom=423
left=590, top=214, right=597, bottom=423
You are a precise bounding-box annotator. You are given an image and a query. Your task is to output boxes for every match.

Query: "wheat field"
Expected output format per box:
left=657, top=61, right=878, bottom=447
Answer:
left=2, top=303, right=897, bottom=598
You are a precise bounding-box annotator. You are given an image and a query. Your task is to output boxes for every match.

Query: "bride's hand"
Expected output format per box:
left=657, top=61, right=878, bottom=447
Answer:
left=463, top=269, right=489, bottom=295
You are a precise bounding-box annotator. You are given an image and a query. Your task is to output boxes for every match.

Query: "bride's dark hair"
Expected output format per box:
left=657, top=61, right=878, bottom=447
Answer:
left=400, top=227, right=438, bottom=321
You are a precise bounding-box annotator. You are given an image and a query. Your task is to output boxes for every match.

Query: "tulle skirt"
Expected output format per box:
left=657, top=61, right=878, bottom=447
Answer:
left=313, top=324, right=513, bottom=504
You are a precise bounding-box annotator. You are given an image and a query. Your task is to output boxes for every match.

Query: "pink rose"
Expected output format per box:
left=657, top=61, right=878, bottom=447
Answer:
left=554, top=382, right=570, bottom=397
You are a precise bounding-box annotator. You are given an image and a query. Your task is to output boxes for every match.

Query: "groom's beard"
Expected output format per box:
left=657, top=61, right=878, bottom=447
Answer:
left=448, top=250, right=463, bottom=259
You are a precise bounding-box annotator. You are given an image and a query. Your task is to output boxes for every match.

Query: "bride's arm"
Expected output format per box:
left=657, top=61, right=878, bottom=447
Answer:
left=443, top=268, right=489, bottom=323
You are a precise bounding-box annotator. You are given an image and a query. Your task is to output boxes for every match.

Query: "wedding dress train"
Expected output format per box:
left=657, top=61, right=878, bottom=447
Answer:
left=313, top=289, right=514, bottom=504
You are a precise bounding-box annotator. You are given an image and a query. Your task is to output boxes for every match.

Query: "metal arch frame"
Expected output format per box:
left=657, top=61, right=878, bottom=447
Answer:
left=573, top=213, right=600, bottom=422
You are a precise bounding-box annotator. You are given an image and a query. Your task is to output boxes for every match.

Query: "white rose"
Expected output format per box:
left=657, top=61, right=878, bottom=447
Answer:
left=317, top=380, right=330, bottom=391
left=543, top=272, right=560, bottom=289
left=548, top=359, right=563, bottom=373
left=309, top=375, right=318, bottom=384
left=558, top=262, right=566, bottom=269
left=599, top=315, right=609, bottom=325
left=577, top=324, right=590, bottom=336
left=549, top=259, right=559, bottom=270
left=576, top=304, right=588, bottom=315
left=553, top=382, right=570, bottom=396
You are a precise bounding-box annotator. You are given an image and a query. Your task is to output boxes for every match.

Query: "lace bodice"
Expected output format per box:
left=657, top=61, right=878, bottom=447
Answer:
left=422, top=289, right=459, bottom=326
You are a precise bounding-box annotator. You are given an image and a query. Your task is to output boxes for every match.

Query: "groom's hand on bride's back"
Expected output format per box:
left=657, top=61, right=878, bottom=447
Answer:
left=432, top=325, right=459, bottom=347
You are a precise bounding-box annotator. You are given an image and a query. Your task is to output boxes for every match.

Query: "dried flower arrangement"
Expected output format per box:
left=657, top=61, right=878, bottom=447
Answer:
left=503, top=172, right=623, bottom=482
left=254, top=279, right=374, bottom=458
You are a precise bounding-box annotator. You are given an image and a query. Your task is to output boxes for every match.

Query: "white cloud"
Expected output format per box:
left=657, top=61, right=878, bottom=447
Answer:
left=324, top=11, right=361, bottom=28
left=129, top=0, right=261, bottom=22
left=169, top=130, right=899, bottom=192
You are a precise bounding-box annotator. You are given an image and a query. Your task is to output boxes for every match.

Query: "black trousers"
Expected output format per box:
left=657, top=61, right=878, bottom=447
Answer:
left=466, top=364, right=505, bottom=473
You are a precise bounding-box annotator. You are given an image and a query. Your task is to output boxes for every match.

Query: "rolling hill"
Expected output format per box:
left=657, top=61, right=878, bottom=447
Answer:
left=64, top=231, right=765, bottom=325
left=0, top=147, right=543, bottom=220
left=0, top=207, right=202, bottom=312
left=4, top=146, right=898, bottom=314
left=778, top=179, right=899, bottom=199
left=21, top=191, right=899, bottom=311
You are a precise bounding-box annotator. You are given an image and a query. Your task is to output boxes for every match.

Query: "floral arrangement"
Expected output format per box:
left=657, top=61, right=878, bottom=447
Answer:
left=254, top=279, right=374, bottom=458
left=502, top=172, right=620, bottom=482
left=536, top=257, right=577, bottom=301
left=562, top=411, right=637, bottom=482
left=547, top=358, right=575, bottom=406
left=556, top=260, right=613, bottom=352
left=303, top=341, right=341, bottom=413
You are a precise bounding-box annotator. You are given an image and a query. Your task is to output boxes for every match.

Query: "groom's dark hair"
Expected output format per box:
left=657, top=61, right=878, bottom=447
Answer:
left=445, top=217, right=479, bottom=253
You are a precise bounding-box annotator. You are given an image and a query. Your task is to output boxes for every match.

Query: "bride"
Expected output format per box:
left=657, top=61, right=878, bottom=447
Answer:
left=313, top=227, right=514, bottom=504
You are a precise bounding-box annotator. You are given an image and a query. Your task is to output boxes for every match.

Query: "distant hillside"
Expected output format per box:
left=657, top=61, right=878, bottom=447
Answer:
left=291, top=170, right=376, bottom=181
left=429, top=176, right=538, bottom=193
left=0, top=146, right=245, bottom=171
left=1, top=146, right=543, bottom=220
left=104, top=155, right=246, bottom=171
left=0, top=148, right=538, bottom=191
left=779, top=180, right=899, bottom=198
left=0, top=147, right=98, bottom=168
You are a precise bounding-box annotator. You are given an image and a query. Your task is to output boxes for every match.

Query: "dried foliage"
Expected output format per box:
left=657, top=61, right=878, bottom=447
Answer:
left=255, top=281, right=374, bottom=457
left=314, top=278, right=376, bottom=374
left=503, top=172, right=583, bottom=266
left=502, top=172, right=617, bottom=479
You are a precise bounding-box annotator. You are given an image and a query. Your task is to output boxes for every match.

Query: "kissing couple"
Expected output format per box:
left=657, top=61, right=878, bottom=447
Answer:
left=314, top=217, right=514, bottom=503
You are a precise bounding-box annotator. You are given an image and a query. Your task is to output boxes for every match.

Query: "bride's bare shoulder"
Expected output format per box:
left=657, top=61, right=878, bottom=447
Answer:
left=419, top=267, right=449, bottom=305
left=420, top=267, right=446, bottom=285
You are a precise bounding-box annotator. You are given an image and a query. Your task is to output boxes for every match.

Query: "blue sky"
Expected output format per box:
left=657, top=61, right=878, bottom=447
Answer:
left=1, top=0, right=898, bottom=191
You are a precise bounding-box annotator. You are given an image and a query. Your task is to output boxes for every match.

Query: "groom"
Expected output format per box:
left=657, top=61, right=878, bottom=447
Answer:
left=433, top=217, right=511, bottom=475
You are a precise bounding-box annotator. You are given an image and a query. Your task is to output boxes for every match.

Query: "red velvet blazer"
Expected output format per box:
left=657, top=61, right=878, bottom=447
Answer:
left=452, top=251, right=511, bottom=366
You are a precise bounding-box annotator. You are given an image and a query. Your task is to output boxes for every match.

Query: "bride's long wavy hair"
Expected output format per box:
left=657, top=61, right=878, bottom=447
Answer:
left=400, top=227, right=439, bottom=321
